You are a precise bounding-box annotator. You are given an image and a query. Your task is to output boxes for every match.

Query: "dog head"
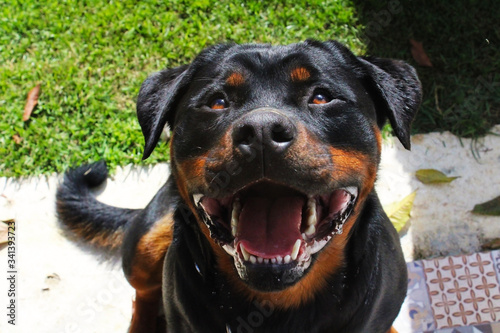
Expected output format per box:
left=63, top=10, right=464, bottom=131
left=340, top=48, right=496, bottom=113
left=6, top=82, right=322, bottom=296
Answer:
left=137, top=41, right=421, bottom=302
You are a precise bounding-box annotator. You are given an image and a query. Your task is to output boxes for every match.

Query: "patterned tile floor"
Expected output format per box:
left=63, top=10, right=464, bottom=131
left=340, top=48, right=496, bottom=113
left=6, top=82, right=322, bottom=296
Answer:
left=395, top=250, right=500, bottom=332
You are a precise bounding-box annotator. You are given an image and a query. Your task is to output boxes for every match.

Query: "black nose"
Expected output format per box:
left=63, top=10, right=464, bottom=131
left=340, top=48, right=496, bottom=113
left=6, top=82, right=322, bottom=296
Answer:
left=232, top=109, right=297, bottom=155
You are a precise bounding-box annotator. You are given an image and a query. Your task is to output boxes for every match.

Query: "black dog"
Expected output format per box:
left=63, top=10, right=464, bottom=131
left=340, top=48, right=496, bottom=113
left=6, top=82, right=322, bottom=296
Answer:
left=57, top=40, right=421, bottom=333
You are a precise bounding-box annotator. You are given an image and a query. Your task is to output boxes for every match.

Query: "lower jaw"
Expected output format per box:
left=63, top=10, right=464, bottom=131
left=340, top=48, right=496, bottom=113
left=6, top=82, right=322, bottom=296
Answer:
left=222, top=233, right=339, bottom=291
left=232, top=253, right=313, bottom=291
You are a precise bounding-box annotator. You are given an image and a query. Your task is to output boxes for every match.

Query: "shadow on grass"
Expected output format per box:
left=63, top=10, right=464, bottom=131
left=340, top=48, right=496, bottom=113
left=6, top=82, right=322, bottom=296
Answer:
left=351, top=1, right=500, bottom=261
left=353, top=0, right=500, bottom=138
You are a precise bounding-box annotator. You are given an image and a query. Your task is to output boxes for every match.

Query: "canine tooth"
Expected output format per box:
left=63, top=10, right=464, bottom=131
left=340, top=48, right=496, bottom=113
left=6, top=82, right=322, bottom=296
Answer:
left=231, top=200, right=241, bottom=237
left=307, top=197, right=315, bottom=209
left=264, top=259, right=269, bottom=264
left=249, top=255, right=257, bottom=264
left=307, top=214, right=316, bottom=227
left=291, top=239, right=301, bottom=260
left=231, top=200, right=240, bottom=225
left=284, top=255, right=291, bottom=264
left=344, top=186, right=358, bottom=197
left=240, top=244, right=250, bottom=261
left=222, top=244, right=236, bottom=256
left=305, top=224, right=316, bottom=236
left=307, top=198, right=317, bottom=226
left=193, top=194, right=203, bottom=204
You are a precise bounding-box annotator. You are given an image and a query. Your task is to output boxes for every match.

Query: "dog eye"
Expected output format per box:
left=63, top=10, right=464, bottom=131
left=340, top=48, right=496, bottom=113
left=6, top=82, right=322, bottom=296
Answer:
left=209, top=98, right=228, bottom=110
left=310, top=93, right=330, bottom=105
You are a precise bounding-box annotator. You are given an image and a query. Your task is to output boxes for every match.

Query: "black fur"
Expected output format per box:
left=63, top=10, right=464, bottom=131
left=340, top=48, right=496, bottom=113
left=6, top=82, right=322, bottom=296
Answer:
left=56, top=161, right=139, bottom=248
left=58, top=40, right=421, bottom=333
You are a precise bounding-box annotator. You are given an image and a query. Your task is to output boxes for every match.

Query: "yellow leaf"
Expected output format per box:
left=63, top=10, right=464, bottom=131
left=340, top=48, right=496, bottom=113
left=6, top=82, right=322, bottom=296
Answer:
left=383, top=191, right=417, bottom=233
left=416, top=169, right=459, bottom=184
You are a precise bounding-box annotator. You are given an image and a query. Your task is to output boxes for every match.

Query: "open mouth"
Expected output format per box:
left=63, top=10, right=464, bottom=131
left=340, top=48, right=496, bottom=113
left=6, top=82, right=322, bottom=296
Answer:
left=193, top=181, right=357, bottom=282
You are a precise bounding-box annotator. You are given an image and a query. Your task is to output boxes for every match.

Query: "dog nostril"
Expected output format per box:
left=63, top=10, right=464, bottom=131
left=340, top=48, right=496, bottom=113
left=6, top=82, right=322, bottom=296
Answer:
left=271, top=124, right=294, bottom=143
left=234, top=125, right=256, bottom=146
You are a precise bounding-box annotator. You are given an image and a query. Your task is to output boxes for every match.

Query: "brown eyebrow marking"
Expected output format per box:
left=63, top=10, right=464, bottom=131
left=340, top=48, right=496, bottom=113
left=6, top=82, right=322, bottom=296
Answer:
left=226, top=72, right=245, bottom=86
left=290, top=67, right=311, bottom=82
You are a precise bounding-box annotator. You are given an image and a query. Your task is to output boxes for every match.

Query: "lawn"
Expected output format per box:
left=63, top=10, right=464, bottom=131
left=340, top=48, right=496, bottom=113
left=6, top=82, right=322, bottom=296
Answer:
left=1, top=0, right=498, bottom=177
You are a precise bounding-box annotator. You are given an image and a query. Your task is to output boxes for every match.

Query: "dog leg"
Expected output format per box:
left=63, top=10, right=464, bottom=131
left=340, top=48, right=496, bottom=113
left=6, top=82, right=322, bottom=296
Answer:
left=129, top=289, right=162, bottom=333
left=125, top=213, right=174, bottom=333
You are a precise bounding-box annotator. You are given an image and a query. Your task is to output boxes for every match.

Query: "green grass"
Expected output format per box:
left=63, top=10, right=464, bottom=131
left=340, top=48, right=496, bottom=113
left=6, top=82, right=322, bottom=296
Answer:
left=1, top=0, right=498, bottom=177
left=0, top=0, right=361, bottom=177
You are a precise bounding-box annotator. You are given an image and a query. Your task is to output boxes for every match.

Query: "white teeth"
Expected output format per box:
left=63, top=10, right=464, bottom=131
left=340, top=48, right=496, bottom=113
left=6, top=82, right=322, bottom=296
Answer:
left=302, top=233, right=307, bottom=240
left=238, top=240, right=302, bottom=264
left=193, top=194, right=203, bottom=204
left=305, top=224, right=316, bottom=237
left=307, top=198, right=317, bottom=226
left=231, top=199, right=241, bottom=237
left=222, top=244, right=236, bottom=256
left=291, top=239, right=301, bottom=260
left=307, top=214, right=316, bottom=227
left=344, top=187, right=358, bottom=198
left=240, top=244, right=250, bottom=261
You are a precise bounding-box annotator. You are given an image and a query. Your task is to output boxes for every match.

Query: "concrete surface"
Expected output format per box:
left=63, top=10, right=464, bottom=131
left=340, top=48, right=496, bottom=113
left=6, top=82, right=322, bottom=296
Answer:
left=1, top=126, right=499, bottom=332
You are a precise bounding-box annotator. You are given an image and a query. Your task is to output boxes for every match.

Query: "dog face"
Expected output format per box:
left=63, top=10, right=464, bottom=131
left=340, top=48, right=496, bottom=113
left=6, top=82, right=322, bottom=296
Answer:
left=137, top=41, right=421, bottom=295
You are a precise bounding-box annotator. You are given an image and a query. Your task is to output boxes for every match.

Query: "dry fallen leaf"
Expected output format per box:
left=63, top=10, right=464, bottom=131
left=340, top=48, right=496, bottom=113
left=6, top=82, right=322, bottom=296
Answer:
left=482, top=238, right=500, bottom=251
left=23, top=84, right=41, bottom=121
left=472, top=195, right=500, bottom=216
left=12, top=134, right=23, bottom=144
left=384, top=191, right=417, bottom=233
left=410, top=39, right=433, bottom=67
left=416, top=169, right=459, bottom=184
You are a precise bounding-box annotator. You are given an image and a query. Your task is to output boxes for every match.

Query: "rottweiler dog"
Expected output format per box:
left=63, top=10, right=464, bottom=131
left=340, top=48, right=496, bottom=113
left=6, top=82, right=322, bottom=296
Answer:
left=57, top=40, right=421, bottom=333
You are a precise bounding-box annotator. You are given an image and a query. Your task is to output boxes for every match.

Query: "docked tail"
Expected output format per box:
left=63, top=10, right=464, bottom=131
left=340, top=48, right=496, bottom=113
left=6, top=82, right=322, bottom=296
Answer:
left=56, top=161, right=140, bottom=250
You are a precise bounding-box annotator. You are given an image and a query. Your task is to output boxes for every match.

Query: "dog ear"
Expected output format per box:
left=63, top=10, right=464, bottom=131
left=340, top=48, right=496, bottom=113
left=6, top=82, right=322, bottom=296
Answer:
left=358, top=57, right=422, bottom=150
left=136, top=64, right=191, bottom=159
left=137, top=43, right=236, bottom=159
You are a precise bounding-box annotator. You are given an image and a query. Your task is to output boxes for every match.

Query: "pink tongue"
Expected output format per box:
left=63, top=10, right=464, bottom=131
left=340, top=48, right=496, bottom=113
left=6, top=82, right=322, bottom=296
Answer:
left=237, top=196, right=305, bottom=258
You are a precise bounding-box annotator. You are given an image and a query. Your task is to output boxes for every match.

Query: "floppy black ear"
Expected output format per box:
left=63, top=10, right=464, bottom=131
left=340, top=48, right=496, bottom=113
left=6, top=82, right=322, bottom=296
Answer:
left=358, top=57, right=422, bottom=150
left=136, top=64, right=190, bottom=159
left=137, top=43, right=236, bottom=159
